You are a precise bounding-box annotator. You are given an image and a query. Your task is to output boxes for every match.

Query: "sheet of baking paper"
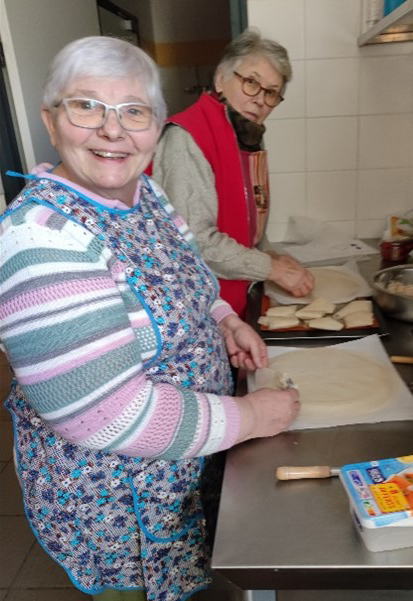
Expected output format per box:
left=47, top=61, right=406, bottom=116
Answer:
left=264, top=260, right=372, bottom=306
left=247, top=334, right=413, bottom=430
left=267, top=217, right=378, bottom=266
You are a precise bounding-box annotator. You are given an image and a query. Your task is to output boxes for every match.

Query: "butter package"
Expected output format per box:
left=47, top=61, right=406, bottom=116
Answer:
left=339, top=455, right=413, bottom=552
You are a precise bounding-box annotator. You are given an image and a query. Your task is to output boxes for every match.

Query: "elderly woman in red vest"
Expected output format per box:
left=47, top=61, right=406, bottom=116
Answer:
left=153, top=28, right=314, bottom=318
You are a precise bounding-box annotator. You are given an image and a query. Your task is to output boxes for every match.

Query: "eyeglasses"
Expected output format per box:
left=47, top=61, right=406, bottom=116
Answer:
left=233, top=72, right=284, bottom=107
left=55, top=98, right=153, bottom=131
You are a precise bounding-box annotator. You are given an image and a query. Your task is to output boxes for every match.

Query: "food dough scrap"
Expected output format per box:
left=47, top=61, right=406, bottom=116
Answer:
left=254, top=368, right=298, bottom=391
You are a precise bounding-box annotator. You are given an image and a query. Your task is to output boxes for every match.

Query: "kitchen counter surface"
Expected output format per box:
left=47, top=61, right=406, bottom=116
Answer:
left=211, top=252, right=413, bottom=591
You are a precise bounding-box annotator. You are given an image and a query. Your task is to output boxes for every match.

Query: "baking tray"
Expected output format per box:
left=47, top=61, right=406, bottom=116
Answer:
left=248, top=288, right=389, bottom=343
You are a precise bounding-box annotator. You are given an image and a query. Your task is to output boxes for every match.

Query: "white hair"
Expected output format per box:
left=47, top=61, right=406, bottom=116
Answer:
left=42, top=36, right=167, bottom=126
left=215, top=27, right=292, bottom=94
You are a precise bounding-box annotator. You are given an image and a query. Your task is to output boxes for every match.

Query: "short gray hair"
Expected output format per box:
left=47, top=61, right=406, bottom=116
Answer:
left=215, top=27, right=292, bottom=94
left=42, top=36, right=167, bottom=126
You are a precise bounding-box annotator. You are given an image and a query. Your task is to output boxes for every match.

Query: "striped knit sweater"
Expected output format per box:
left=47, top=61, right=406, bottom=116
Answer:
left=0, top=174, right=241, bottom=460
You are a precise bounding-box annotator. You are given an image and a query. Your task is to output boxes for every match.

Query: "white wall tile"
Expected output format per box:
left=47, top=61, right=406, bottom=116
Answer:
left=269, top=61, right=305, bottom=120
left=247, top=0, right=305, bottom=60
left=248, top=0, right=413, bottom=243
left=324, top=220, right=356, bottom=237
left=268, top=173, right=306, bottom=223
left=359, top=56, right=413, bottom=114
left=357, top=168, right=411, bottom=219
left=356, top=218, right=387, bottom=238
left=307, top=171, right=357, bottom=220
left=265, top=119, right=306, bottom=173
left=307, top=117, right=358, bottom=171
left=306, top=59, right=359, bottom=117
left=265, top=221, right=297, bottom=243
left=359, top=114, right=412, bottom=169
left=305, top=0, right=360, bottom=58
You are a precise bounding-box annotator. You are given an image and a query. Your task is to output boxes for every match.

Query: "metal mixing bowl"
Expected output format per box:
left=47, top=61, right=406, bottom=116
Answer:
left=372, top=264, right=413, bottom=322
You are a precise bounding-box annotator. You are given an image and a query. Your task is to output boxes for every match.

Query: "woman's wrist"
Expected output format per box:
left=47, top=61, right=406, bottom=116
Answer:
left=219, top=313, right=242, bottom=332
left=234, top=394, right=256, bottom=443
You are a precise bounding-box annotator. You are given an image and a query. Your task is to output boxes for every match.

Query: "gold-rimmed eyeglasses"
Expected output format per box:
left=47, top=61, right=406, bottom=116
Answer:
left=55, top=98, right=153, bottom=131
left=233, top=72, right=284, bottom=108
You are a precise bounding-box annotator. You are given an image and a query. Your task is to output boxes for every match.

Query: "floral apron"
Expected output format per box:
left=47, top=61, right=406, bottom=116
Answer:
left=3, top=175, right=234, bottom=600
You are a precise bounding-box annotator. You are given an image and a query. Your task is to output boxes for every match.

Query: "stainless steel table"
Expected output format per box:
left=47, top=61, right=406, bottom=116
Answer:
left=212, top=254, right=413, bottom=592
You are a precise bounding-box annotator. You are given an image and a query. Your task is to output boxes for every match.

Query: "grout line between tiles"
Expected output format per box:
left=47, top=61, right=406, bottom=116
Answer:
left=7, top=539, right=37, bottom=590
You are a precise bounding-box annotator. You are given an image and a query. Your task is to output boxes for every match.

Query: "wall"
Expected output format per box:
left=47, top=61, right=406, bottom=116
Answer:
left=78, top=0, right=231, bottom=114
left=143, top=0, right=231, bottom=114
left=1, top=0, right=100, bottom=169
left=247, top=0, right=413, bottom=242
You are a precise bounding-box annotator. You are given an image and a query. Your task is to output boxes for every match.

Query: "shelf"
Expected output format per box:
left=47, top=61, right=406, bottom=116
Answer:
left=358, top=0, right=413, bottom=45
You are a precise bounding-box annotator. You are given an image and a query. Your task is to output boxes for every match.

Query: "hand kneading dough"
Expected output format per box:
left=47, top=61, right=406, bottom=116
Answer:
left=262, top=348, right=394, bottom=419
left=266, top=305, right=298, bottom=317
left=307, top=316, right=344, bottom=331
left=343, top=310, right=374, bottom=328
left=334, top=299, right=373, bottom=319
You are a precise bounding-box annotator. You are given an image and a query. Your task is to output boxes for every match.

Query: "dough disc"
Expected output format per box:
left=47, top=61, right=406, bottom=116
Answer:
left=263, top=348, right=395, bottom=418
left=309, top=267, right=363, bottom=303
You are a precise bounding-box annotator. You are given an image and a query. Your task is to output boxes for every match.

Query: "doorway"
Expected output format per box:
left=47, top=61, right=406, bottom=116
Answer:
left=0, top=40, right=25, bottom=206
left=145, top=0, right=247, bottom=115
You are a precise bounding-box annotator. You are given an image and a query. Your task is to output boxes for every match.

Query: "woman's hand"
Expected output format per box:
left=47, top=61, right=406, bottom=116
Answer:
left=219, top=314, right=268, bottom=370
left=268, top=254, right=314, bottom=297
left=236, top=387, right=301, bottom=443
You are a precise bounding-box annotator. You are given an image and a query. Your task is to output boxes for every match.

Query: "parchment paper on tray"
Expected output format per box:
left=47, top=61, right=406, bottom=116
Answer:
left=247, top=335, right=413, bottom=430
left=264, top=260, right=371, bottom=306
left=268, top=216, right=378, bottom=266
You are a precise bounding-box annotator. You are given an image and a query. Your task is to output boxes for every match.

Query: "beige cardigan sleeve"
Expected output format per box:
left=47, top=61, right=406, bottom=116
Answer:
left=152, top=124, right=271, bottom=282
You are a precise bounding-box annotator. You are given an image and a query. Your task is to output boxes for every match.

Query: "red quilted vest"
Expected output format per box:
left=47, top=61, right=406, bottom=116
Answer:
left=169, top=93, right=253, bottom=317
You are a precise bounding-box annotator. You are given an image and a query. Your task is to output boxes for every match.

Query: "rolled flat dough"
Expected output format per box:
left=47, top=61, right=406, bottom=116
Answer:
left=309, top=268, right=363, bottom=303
left=255, top=348, right=395, bottom=419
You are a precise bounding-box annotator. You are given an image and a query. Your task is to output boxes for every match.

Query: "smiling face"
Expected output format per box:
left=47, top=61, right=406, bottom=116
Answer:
left=215, top=54, right=284, bottom=125
left=41, top=76, right=161, bottom=205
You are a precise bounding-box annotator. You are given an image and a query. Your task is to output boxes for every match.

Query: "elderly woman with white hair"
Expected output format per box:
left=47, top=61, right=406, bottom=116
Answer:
left=0, top=36, right=300, bottom=601
left=153, top=28, right=314, bottom=318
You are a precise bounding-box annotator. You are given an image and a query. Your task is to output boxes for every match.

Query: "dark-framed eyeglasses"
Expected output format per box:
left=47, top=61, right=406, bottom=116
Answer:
left=233, top=72, right=284, bottom=108
left=55, top=98, right=153, bottom=131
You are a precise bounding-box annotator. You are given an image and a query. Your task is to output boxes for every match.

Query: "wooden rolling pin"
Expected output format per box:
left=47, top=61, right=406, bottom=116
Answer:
left=390, top=356, right=413, bottom=365
left=276, top=466, right=340, bottom=480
